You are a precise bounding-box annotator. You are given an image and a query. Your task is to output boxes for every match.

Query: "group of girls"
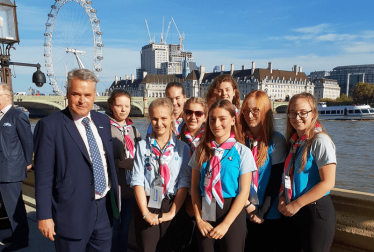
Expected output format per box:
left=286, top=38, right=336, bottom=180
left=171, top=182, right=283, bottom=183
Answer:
left=106, top=75, right=337, bottom=252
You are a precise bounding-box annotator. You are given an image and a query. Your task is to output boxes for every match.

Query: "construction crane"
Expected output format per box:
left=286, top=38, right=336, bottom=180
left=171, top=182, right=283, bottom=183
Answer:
left=161, top=16, right=165, bottom=44
left=171, top=17, right=185, bottom=50
left=144, top=19, right=154, bottom=44
left=164, top=21, right=172, bottom=44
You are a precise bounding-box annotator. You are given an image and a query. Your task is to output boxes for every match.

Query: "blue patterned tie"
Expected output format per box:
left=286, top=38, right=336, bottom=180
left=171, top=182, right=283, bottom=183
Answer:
left=82, top=117, right=106, bottom=195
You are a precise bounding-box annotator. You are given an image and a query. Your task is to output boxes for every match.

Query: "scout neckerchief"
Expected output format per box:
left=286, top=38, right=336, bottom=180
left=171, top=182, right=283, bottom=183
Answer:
left=247, top=132, right=260, bottom=203
left=150, top=136, right=174, bottom=194
left=234, top=105, right=240, bottom=116
left=280, top=123, right=322, bottom=204
left=205, top=132, right=236, bottom=209
left=184, top=125, right=204, bottom=153
left=174, top=116, right=184, bottom=136
left=110, top=118, right=135, bottom=159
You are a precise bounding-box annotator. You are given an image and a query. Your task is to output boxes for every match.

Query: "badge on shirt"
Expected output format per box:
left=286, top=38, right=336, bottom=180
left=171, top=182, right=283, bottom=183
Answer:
left=285, top=176, right=291, bottom=189
left=202, top=198, right=216, bottom=222
left=204, top=173, right=211, bottom=187
left=148, top=186, right=163, bottom=209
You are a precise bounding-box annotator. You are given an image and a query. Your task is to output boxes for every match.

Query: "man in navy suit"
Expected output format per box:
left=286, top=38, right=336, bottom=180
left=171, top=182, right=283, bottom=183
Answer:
left=34, top=69, right=119, bottom=252
left=0, top=84, right=33, bottom=252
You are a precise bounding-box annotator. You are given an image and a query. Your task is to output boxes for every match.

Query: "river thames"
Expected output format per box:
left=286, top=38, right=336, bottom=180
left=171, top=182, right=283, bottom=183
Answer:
left=29, top=115, right=374, bottom=194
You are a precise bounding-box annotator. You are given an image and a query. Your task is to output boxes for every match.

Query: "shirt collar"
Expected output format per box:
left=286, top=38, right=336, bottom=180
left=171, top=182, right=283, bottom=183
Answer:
left=69, top=108, right=92, bottom=124
left=1, top=104, right=12, bottom=114
left=151, top=133, right=176, bottom=149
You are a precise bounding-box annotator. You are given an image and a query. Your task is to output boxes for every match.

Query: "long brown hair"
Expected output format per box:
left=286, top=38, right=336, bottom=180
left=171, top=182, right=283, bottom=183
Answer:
left=205, top=75, right=240, bottom=109
left=286, top=93, right=327, bottom=171
left=194, top=99, right=243, bottom=169
left=239, top=90, right=274, bottom=168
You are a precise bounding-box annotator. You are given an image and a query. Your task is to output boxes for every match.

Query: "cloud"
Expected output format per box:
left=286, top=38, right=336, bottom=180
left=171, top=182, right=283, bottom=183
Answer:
left=316, top=33, right=357, bottom=42
left=292, top=24, right=330, bottom=34
left=344, top=42, right=374, bottom=53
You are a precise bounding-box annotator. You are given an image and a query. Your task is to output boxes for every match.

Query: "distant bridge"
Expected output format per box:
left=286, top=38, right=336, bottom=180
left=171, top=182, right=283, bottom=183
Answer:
left=14, top=95, right=287, bottom=117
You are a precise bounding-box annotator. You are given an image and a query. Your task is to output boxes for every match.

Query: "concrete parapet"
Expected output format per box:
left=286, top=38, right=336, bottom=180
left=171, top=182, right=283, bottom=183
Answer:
left=331, top=188, right=374, bottom=251
left=21, top=177, right=374, bottom=251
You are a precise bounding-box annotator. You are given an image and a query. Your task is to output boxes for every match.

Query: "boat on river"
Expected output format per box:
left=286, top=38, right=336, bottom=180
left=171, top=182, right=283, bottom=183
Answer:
left=318, top=102, right=374, bottom=120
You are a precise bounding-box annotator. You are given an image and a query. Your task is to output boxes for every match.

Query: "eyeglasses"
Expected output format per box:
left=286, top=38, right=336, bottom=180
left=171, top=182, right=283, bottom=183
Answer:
left=288, top=110, right=312, bottom=119
left=243, top=108, right=260, bottom=116
left=185, top=109, right=204, bottom=117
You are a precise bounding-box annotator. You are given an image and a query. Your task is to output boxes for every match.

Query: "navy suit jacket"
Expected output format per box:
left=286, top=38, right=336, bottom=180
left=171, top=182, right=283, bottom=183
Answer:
left=33, top=108, right=119, bottom=239
left=0, top=107, right=33, bottom=182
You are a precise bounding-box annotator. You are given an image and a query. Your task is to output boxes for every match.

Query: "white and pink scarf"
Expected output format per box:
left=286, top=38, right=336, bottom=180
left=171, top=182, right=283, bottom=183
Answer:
left=247, top=133, right=260, bottom=204
left=184, top=125, right=204, bottom=153
left=110, top=119, right=135, bottom=159
left=151, top=138, right=174, bottom=194
left=204, top=132, right=236, bottom=209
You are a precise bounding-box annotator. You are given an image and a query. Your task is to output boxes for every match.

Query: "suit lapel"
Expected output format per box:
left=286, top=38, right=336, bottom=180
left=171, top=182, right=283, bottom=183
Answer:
left=63, top=109, right=91, bottom=163
left=0, top=107, right=14, bottom=123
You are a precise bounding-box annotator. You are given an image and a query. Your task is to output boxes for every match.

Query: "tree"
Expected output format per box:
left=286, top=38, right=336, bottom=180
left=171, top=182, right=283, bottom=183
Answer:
left=336, top=93, right=352, bottom=103
left=352, top=82, right=374, bottom=104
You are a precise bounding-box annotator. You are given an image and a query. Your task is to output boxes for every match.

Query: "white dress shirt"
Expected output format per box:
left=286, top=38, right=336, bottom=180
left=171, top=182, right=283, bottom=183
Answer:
left=0, top=104, right=12, bottom=120
left=70, top=110, right=110, bottom=199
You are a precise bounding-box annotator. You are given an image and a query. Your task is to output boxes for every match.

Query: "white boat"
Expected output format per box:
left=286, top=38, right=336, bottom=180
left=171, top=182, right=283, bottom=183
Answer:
left=318, top=102, right=374, bottom=120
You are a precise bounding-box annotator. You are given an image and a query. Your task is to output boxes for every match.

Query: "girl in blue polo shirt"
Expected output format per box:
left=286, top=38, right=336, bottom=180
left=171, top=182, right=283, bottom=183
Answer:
left=239, top=90, right=287, bottom=252
left=131, top=97, right=191, bottom=252
left=189, top=99, right=256, bottom=252
left=278, top=93, right=336, bottom=252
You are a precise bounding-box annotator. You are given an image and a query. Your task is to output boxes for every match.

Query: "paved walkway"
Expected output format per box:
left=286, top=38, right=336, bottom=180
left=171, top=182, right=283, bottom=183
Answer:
left=0, top=205, right=54, bottom=252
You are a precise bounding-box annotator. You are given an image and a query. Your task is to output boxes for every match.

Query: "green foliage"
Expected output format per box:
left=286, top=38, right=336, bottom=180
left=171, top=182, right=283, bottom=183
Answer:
left=352, top=82, right=374, bottom=104
left=319, top=93, right=353, bottom=106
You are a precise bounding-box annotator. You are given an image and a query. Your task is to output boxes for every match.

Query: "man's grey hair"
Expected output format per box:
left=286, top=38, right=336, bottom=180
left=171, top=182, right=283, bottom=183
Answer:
left=0, top=83, right=13, bottom=96
left=67, top=69, right=99, bottom=91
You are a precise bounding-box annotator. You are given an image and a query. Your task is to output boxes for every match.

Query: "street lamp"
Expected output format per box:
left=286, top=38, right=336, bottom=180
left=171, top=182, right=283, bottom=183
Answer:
left=0, top=0, right=46, bottom=94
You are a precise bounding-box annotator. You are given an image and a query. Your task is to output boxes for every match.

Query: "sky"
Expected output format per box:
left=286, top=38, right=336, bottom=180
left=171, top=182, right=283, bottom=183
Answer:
left=8, top=0, right=374, bottom=94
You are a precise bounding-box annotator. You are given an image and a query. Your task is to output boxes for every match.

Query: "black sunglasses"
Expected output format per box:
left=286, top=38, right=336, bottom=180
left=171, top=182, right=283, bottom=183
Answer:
left=185, top=109, right=205, bottom=117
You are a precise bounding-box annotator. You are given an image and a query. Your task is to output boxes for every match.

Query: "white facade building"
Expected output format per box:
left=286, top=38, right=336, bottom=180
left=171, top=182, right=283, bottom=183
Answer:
left=313, top=79, right=341, bottom=100
left=184, top=62, right=313, bottom=101
left=140, top=43, right=169, bottom=75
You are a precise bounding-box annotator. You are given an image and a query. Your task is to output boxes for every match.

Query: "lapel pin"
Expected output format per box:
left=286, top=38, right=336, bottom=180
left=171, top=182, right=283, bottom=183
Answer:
left=228, top=157, right=233, bottom=161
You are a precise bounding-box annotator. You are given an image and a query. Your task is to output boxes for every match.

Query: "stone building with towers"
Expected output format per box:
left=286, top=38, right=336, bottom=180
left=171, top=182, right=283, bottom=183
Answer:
left=183, top=62, right=313, bottom=101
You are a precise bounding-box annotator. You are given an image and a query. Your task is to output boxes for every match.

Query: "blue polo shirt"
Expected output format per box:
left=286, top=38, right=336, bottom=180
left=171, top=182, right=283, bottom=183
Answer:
left=291, top=133, right=337, bottom=200
left=189, top=142, right=256, bottom=198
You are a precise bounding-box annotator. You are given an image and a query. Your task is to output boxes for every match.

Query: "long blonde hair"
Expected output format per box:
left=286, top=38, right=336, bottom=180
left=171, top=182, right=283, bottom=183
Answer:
left=205, top=75, right=241, bottom=109
left=195, top=99, right=243, bottom=169
left=239, top=90, right=274, bottom=168
left=286, top=93, right=327, bottom=171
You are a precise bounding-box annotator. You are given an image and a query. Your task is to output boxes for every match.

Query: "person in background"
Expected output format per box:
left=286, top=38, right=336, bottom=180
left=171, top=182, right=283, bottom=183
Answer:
left=34, top=69, right=119, bottom=252
left=239, top=90, right=287, bottom=252
left=205, top=75, right=241, bottom=115
left=131, top=98, right=191, bottom=252
left=146, top=82, right=187, bottom=137
left=106, top=90, right=141, bottom=252
left=0, top=84, right=33, bottom=252
left=178, top=97, right=208, bottom=251
left=190, top=99, right=256, bottom=252
left=278, top=92, right=336, bottom=252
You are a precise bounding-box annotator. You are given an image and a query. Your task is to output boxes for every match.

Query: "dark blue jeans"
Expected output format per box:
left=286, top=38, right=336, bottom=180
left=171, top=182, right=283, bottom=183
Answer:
left=111, top=198, right=135, bottom=252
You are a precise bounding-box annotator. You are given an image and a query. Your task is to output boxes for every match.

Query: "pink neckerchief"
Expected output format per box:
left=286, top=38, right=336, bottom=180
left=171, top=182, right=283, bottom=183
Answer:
left=280, top=123, right=322, bottom=203
left=247, top=132, right=260, bottom=203
left=110, top=118, right=135, bottom=159
left=184, top=125, right=204, bottom=153
left=174, top=117, right=184, bottom=136
left=150, top=137, right=174, bottom=194
left=205, top=132, right=236, bottom=209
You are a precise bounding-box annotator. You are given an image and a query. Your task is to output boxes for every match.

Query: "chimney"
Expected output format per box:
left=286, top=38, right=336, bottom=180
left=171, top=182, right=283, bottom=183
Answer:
left=242, top=65, right=245, bottom=70
left=131, top=74, right=134, bottom=83
left=251, top=61, right=255, bottom=73
left=268, top=62, right=273, bottom=74
left=294, top=65, right=298, bottom=75
left=119, top=76, right=122, bottom=81
left=125, top=75, right=128, bottom=80
left=299, top=66, right=302, bottom=73
left=199, top=66, right=205, bottom=84
left=143, top=71, right=147, bottom=79
left=115, top=76, right=118, bottom=84
left=221, top=64, right=225, bottom=74
left=230, top=64, right=234, bottom=76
